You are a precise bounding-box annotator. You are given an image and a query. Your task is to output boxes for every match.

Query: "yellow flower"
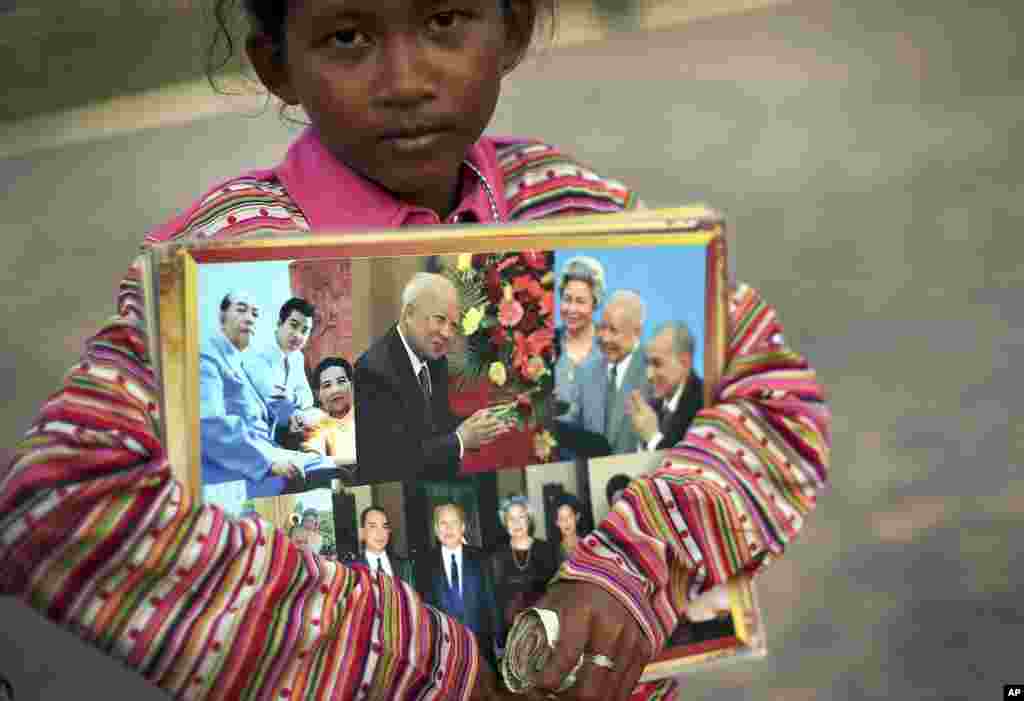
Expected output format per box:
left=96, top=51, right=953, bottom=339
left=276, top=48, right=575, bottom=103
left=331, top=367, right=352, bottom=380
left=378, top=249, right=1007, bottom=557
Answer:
left=525, top=356, right=548, bottom=381
left=489, top=361, right=508, bottom=387
left=503, top=283, right=514, bottom=302
left=533, top=430, right=557, bottom=461
left=462, top=305, right=485, bottom=335
left=457, top=253, right=473, bottom=271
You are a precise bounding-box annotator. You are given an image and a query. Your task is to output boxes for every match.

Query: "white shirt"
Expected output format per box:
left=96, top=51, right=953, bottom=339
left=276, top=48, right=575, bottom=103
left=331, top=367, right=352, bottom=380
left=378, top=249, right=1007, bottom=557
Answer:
left=441, top=545, right=464, bottom=594
left=643, top=380, right=686, bottom=452
left=365, top=550, right=393, bottom=578
left=396, top=324, right=464, bottom=458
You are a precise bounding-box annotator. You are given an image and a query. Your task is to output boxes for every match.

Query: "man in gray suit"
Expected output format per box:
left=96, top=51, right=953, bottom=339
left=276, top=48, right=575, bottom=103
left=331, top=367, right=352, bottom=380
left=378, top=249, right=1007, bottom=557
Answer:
left=595, top=290, right=649, bottom=454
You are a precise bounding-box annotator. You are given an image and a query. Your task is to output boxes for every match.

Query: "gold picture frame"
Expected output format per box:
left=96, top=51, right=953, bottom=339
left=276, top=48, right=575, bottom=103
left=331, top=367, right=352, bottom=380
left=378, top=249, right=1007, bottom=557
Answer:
left=142, top=205, right=764, bottom=683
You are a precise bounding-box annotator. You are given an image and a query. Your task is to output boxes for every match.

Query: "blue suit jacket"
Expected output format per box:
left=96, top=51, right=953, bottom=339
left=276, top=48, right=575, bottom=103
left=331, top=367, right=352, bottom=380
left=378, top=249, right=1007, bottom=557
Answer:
left=417, top=547, right=500, bottom=639
left=199, top=331, right=328, bottom=498
left=596, top=348, right=649, bottom=454
left=559, top=347, right=648, bottom=456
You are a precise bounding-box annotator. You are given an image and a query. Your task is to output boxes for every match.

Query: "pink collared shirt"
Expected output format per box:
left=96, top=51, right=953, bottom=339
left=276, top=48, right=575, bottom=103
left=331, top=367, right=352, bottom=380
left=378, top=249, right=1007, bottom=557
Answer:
left=275, top=127, right=508, bottom=228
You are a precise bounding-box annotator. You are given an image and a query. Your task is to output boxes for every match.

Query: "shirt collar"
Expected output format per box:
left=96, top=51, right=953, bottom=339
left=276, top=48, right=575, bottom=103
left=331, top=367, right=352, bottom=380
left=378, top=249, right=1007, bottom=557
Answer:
left=274, top=127, right=507, bottom=230
left=261, top=339, right=290, bottom=364
left=396, top=324, right=426, bottom=376
left=664, top=378, right=687, bottom=413
left=441, top=545, right=463, bottom=559
left=610, top=350, right=635, bottom=382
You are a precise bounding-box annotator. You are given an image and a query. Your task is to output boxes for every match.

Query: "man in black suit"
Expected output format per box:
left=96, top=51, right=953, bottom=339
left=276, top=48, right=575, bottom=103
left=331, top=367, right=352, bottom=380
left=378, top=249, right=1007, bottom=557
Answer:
left=416, top=503, right=500, bottom=666
left=627, top=321, right=704, bottom=452
left=356, top=505, right=416, bottom=588
left=353, top=273, right=509, bottom=485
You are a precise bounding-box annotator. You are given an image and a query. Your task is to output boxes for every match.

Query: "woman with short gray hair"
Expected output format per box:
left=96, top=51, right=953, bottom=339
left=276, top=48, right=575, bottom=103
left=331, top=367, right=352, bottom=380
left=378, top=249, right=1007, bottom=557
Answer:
left=555, top=256, right=607, bottom=427
left=490, top=494, right=559, bottom=646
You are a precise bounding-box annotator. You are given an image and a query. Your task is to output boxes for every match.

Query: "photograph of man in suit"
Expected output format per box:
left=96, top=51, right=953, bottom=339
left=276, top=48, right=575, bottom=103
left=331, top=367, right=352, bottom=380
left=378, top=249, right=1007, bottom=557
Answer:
left=247, top=297, right=318, bottom=436
left=595, top=290, right=649, bottom=454
left=200, top=291, right=330, bottom=498
left=357, top=505, right=415, bottom=588
left=416, top=503, right=500, bottom=666
left=353, top=273, right=509, bottom=484
left=627, top=320, right=705, bottom=452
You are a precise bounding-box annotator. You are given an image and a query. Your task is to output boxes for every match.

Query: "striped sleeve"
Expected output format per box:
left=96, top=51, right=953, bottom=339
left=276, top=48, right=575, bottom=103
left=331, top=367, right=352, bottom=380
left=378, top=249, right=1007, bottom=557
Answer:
left=143, top=177, right=309, bottom=244
left=556, top=283, right=830, bottom=653
left=496, top=139, right=639, bottom=219
left=0, top=259, right=482, bottom=701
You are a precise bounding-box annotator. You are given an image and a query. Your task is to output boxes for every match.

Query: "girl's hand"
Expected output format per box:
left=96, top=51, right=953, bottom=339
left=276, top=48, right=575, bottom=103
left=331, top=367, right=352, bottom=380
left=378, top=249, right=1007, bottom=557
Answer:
left=470, top=660, right=520, bottom=701
left=504, top=582, right=655, bottom=701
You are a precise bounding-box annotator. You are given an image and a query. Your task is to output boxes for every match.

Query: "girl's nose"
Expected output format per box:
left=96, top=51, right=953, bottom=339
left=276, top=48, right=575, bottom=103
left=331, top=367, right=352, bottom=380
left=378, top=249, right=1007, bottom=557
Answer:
left=375, top=33, right=434, bottom=108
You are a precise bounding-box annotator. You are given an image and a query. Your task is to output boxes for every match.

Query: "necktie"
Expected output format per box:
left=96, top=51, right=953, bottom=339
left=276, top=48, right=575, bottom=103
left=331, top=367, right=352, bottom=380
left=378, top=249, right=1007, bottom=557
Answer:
left=450, top=553, right=460, bottom=596
left=605, top=363, right=619, bottom=435
left=656, top=400, right=668, bottom=425
left=418, top=364, right=432, bottom=398
left=283, top=354, right=290, bottom=383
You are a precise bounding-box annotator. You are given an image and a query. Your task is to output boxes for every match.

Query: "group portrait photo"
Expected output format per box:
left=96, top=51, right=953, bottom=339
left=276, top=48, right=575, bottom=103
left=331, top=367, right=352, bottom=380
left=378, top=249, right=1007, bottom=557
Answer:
left=161, top=215, right=745, bottom=682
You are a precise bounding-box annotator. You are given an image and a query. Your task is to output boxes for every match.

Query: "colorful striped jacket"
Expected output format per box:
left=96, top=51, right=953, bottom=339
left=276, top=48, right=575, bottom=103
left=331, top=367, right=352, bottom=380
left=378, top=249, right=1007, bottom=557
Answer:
left=0, top=130, right=829, bottom=701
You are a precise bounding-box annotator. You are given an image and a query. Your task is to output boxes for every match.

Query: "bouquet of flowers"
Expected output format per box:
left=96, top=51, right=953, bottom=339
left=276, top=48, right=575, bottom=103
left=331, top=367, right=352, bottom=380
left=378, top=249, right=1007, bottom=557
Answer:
left=444, top=250, right=559, bottom=461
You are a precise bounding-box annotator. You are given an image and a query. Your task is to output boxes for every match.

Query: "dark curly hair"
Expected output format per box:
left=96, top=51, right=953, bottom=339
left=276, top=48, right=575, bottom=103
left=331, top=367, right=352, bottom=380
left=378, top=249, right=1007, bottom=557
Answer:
left=206, top=0, right=559, bottom=96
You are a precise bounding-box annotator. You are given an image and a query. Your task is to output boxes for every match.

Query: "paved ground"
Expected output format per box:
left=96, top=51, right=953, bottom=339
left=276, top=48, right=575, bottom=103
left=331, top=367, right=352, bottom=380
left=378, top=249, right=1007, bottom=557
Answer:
left=2, top=0, right=1020, bottom=699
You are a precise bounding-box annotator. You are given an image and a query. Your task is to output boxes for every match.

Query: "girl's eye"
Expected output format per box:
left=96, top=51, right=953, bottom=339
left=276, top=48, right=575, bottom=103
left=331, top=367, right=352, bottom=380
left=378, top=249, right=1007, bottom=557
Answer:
left=428, top=10, right=468, bottom=32
left=331, top=29, right=370, bottom=49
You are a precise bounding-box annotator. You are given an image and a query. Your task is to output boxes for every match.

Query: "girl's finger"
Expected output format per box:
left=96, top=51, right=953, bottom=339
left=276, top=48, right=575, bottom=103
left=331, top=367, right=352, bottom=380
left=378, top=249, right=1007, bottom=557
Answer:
left=610, top=628, right=654, bottom=701
left=571, top=651, right=617, bottom=701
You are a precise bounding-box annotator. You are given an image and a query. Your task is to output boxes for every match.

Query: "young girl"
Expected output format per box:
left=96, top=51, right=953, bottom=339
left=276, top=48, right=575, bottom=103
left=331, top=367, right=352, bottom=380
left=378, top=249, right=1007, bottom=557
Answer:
left=0, top=1, right=830, bottom=700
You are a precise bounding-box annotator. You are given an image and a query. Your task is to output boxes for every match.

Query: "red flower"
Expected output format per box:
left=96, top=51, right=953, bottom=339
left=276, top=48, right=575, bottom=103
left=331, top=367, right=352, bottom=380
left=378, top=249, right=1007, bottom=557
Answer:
left=523, top=356, right=547, bottom=382
left=522, top=250, right=548, bottom=271
left=496, top=255, right=520, bottom=272
left=519, top=308, right=540, bottom=335
left=526, top=327, right=555, bottom=357
left=513, top=274, right=544, bottom=301
left=516, top=393, right=533, bottom=417
left=512, top=331, right=530, bottom=374
left=489, top=325, right=508, bottom=346
left=485, top=268, right=503, bottom=303
left=499, top=299, right=525, bottom=327
left=539, top=290, right=555, bottom=317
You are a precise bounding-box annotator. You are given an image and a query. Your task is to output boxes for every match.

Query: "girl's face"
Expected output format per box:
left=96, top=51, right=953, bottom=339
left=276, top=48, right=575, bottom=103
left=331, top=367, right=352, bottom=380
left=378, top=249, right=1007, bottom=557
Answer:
left=250, top=0, right=530, bottom=217
left=555, top=505, right=578, bottom=538
left=318, top=364, right=353, bottom=417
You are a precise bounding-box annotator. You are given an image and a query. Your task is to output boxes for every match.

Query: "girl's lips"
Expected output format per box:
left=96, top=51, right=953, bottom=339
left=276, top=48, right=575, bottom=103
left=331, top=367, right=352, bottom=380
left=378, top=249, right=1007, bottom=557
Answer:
left=381, top=130, right=448, bottom=153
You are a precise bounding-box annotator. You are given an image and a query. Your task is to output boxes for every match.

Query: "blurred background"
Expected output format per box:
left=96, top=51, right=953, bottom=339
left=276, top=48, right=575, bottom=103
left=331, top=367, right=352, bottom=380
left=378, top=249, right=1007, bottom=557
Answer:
left=1, top=0, right=1020, bottom=699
